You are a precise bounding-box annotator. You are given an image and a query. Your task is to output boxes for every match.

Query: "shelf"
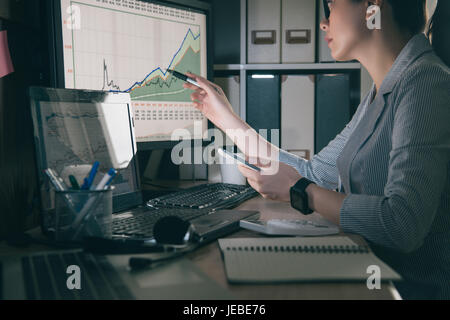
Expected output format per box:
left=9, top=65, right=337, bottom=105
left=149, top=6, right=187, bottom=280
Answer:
left=214, top=63, right=361, bottom=71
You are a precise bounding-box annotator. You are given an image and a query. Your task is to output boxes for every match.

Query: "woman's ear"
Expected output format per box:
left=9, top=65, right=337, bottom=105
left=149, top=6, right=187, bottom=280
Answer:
left=368, top=0, right=385, bottom=9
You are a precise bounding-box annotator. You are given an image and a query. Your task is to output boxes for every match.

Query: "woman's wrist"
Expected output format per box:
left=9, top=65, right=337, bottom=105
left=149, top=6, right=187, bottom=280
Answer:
left=305, top=183, right=317, bottom=212
left=216, top=111, right=246, bottom=132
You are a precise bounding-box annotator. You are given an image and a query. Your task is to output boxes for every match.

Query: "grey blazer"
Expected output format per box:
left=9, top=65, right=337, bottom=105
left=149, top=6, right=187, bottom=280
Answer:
left=280, top=34, right=450, bottom=299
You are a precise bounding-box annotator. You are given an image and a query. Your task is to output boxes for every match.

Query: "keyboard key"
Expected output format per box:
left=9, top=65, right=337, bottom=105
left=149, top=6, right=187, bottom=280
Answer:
left=62, top=253, right=95, bottom=300
left=47, top=253, right=77, bottom=300
left=31, top=256, right=56, bottom=300
left=76, top=253, right=114, bottom=300
left=94, top=255, right=134, bottom=300
left=0, top=262, right=2, bottom=300
left=21, top=257, right=37, bottom=300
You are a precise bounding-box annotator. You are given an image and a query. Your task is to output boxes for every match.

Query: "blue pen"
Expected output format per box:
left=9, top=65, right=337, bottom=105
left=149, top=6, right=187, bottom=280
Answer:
left=93, top=168, right=117, bottom=190
left=81, top=161, right=100, bottom=190
left=71, top=168, right=118, bottom=239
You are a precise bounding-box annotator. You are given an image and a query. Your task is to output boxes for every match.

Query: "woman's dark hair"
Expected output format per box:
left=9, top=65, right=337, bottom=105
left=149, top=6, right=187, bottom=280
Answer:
left=386, top=0, right=427, bottom=35
left=384, top=0, right=449, bottom=67
left=352, top=0, right=449, bottom=67
left=427, top=1, right=450, bottom=67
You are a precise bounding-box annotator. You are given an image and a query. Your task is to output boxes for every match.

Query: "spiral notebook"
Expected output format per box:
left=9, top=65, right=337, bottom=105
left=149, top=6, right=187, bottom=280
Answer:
left=218, top=237, right=402, bottom=283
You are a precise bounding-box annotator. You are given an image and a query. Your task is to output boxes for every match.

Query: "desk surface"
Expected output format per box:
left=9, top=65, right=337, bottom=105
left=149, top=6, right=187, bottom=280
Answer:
left=0, top=185, right=400, bottom=300
left=186, top=196, right=400, bottom=300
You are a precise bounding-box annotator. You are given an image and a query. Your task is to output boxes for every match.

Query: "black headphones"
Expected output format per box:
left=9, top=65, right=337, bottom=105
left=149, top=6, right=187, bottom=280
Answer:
left=128, top=216, right=202, bottom=270
left=83, top=216, right=200, bottom=252
left=82, top=216, right=202, bottom=270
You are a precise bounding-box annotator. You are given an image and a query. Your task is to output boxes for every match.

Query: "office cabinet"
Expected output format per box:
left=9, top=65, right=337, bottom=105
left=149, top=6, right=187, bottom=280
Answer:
left=214, top=76, right=241, bottom=116
left=281, top=75, right=315, bottom=155
left=281, top=0, right=316, bottom=63
left=211, top=0, right=241, bottom=64
left=315, top=74, right=351, bottom=153
left=213, top=0, right=362, bottom=178
left=246, top=75, right=281, bottom=144
left=247, top=0, right=281, bottom=63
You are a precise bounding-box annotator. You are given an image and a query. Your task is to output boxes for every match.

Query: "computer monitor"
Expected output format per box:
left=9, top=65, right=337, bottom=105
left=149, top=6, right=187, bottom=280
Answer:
left=48, top=0, right=213, bottom=151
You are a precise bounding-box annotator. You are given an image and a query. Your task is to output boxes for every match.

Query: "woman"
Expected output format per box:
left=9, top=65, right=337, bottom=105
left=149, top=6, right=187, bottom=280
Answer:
left=184, top=0, right=449, bottom=299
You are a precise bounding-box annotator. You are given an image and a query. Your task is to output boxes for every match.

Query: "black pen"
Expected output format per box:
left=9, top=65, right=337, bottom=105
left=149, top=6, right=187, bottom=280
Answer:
left=167, top=69, right=202, bottom=88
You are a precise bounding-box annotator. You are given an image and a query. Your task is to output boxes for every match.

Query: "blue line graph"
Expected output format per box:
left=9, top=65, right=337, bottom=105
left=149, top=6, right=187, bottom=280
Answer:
left=45, top=113, right=99, bottom=123
left=109, top=28, right=200, bottom=94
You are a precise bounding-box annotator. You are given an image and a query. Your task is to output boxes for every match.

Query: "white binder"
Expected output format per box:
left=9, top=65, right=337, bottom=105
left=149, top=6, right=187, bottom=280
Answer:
left=281, top=0, right=316, bottom=63
left=281, top=75, right=315, bottom=156
left=247, top=0, right=281, bottom=63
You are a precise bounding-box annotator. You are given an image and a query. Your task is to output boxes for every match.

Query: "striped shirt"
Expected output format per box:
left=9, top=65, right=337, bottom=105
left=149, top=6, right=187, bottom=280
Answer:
left=280, top=33, right=450, bottom=300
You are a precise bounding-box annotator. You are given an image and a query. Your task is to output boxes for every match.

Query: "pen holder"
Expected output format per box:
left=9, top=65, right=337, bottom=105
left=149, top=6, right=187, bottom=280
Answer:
left=54, top=189, right=113, bottom=242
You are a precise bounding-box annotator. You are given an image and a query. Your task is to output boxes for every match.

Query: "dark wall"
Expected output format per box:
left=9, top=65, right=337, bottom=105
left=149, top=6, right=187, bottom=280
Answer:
left=211, top=0, right=241, bottom=64
left=0, top=0, right=50, bottom=239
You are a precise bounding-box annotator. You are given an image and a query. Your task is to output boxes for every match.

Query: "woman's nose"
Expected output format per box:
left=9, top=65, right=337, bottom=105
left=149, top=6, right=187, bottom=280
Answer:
left=320, top=18, right=329, bottom=32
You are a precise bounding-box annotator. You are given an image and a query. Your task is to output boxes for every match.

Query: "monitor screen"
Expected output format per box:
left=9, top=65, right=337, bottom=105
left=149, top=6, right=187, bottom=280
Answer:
left=56, top=0, right=209, bottom=147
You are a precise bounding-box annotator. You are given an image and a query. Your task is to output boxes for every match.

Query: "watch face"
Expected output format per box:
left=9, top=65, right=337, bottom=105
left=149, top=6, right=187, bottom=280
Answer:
left=291, top=189, right=307, bottom=213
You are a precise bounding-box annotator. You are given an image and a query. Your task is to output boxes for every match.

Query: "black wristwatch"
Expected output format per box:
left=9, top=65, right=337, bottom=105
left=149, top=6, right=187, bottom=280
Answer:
left=290, top=178, right=316, bottom=215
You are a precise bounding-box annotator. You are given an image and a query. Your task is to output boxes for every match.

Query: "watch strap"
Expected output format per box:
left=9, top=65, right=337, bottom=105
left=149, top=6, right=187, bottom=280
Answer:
left=291, top=178, right=315, bottom=214
left=293, top=178, right=315, bottom=193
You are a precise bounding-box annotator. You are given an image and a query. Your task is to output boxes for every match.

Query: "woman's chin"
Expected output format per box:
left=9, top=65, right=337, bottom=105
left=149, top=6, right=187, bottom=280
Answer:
left=330, top=50, right=351, bottom=62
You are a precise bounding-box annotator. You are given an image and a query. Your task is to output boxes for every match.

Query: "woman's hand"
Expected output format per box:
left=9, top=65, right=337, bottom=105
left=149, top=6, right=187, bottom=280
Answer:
left=238, top=161, right=303, bottom=202
left=183, top=72, right=238, bottom=130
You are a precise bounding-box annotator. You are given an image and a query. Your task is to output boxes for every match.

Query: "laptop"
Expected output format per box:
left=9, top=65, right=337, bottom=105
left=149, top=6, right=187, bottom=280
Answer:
left=0, top=249, right=233, bottom=300
left=29, top=87, right=257, bottom=243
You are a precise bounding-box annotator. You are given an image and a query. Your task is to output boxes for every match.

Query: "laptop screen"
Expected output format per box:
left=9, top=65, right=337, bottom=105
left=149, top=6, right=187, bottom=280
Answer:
left=30, top=87, right=143, bottom=222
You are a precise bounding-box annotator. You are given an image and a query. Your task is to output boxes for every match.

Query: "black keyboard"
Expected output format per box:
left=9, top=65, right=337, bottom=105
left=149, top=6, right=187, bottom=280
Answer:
left=21, top=251, right=134, bottom=300
left=146, top=183, right=258, bottom=210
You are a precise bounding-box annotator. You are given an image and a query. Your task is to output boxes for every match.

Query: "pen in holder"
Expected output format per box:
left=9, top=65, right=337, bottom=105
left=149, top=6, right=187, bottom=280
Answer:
left=54, top=188, right=113, bottom=242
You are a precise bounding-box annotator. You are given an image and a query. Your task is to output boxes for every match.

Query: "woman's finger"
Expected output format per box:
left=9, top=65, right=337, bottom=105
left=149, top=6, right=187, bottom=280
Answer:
left=238, top=164, right=261, bottom=181
left=186, top=72, right=217, bottom=95
left=195, top=89, right=207, bottom=96
left=193, top=101, right=204, bottom=112
left=246, top=178, right=258, bottom=191
left=183, top=82, right=199, bottom=91
left=191, top=91, right=205, bottom=102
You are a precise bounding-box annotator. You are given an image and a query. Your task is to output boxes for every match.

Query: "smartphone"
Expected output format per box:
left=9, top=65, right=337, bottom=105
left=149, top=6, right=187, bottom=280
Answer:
left=218, top=148, right=261, bottom=172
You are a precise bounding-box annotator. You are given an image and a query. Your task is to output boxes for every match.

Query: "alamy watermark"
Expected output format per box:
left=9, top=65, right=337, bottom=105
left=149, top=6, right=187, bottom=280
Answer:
left=171, top=121, right=280, bottom=175
left=367, top=265, right=381, bottom=290
left=366, top=5, right=381, bottom=30
left=66, top=265, right=81, bottom=290
left=66, top=5, right=81, bottom=30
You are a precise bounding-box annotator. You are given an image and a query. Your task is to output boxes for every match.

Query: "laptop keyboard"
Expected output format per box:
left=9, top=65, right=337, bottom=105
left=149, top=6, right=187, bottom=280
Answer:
left=20, top=251, right=134, bottom=300
left=0, top=262, right=2, bottom=300
left=112, top=208, right=210, bottom=239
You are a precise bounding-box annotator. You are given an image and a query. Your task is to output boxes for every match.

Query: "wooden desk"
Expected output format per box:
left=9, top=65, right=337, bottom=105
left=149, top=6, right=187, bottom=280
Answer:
left=0, top=192, right=400, bottom=300
left=187, top=196, right=400, bottom=300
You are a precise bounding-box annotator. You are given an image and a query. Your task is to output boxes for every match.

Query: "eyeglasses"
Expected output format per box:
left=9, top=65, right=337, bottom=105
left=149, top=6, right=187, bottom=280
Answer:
left=323, top=0, right=331, bottom=19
